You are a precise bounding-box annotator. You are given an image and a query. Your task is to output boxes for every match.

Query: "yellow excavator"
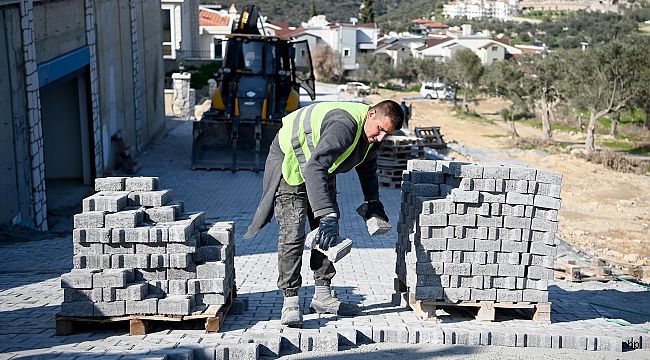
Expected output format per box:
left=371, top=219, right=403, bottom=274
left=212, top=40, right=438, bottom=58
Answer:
left=192, top=4, right=315, bottom=171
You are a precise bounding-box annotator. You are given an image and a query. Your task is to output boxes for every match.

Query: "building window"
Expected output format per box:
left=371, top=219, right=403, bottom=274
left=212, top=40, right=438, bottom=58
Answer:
left=343, top=48, right=350, bottom=57
left=162, top=8, right=173, bottom=57
left=213, top=39, right=222, bottom=59
left=492, top=46, right=498, bottom=52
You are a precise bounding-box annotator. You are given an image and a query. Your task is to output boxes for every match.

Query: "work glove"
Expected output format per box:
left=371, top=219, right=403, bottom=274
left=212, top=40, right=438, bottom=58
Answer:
left=365, top=200, right=389, bottom=222
left=315, top=214, right=339, bottom=251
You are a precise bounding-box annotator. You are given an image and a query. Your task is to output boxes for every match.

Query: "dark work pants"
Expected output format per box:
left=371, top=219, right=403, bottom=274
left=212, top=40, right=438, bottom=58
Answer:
left=275, top=177, right=338, bottom=297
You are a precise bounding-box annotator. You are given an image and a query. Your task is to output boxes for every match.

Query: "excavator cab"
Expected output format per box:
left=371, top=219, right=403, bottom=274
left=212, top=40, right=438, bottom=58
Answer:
left=192, top=5, right=315, bottom=171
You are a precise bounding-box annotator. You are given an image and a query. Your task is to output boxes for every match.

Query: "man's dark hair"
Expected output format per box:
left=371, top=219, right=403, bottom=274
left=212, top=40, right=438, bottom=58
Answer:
left=372, top=100, right=404, bottom=130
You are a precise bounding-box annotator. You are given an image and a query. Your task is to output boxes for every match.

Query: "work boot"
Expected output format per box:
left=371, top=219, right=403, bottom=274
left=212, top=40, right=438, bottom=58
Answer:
left=280, top=296, right=303, bottom=327
left=310, top=289, right=362, bottom=316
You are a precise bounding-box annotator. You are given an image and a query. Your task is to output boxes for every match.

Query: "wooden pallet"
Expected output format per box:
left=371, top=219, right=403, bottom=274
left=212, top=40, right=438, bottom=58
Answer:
left=554, top=257, right=613, bottom=282
left=56, top=287, right=236, bottom=336
left=413, top=126, right=446, bottom=149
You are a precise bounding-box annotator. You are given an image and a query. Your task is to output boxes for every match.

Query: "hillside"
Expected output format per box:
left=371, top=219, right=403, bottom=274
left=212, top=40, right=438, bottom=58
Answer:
left=201, top=0, right=442, bottom=29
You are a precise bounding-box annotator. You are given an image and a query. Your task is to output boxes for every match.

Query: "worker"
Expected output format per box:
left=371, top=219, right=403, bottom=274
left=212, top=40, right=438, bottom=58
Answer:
left=243, top=49, right=262, bottom=73
left=244, top=100, right=404, bottom=327
left=400, top=101, right=410, bottom=128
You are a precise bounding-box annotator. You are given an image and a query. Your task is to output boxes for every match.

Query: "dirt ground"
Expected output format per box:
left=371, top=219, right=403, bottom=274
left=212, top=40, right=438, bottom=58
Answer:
left=371, top=91, right=650, bottom=267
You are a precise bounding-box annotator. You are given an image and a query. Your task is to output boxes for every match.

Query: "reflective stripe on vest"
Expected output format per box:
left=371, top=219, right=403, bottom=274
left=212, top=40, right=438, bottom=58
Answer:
left=279, top=102, right=372, bottom=186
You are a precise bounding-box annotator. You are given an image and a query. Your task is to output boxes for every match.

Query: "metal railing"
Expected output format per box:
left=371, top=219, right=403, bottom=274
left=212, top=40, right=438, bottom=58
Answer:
left=174, top=49, right=220, bottom=60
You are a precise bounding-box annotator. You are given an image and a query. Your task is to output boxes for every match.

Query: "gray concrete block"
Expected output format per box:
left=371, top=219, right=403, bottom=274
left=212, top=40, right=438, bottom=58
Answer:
left=534, top=195, right=562, bottom=210
left=447, top=239, right=474, bottom=251
left=103, top=243, right=135, bottom=255
left=413, top=183, right=440, bottom=197
left=503, top=216, right=531, bottom=230
left=93, top=269, right=133, bottom=288
left=242, top=332, right=281, bottom=357
left=366, top=216, right=392, bottom=235
left=196, top=293, right=228, bottom=306
left=527, top=180, right=538, bottom=194
left=93, top=301, right=126, bottom=316
left=505, top=192, right=533, bottom=205
left=501, top=240, right=529, bottom=253
left=509, top=166, right=536, bottom=180
left=496, top=289, right=523, bottom=302
left=82, top=192, right=128, bottom=212
left=60, top=301, right=95, bottom=317
left=128, top=190, right=172, bottom=207
left=529, top=242, right=556, bottom=256
left=535, top=183, right=562, bottom=198
left=527, top=333, right=552, bottom=348
left=167, top=222, right=195, bottom=243
left=471, top=288, right=496, bottom=301
left=497, top=264, right=525, bottom=277
left=63, top=288, right=103, bottom=303
left=407, top=159, right=438, bottom=171
left=448, top=214, right=476, bottom=227
left=595, top=337, right=623, bottom=352
left=533, top=208, right=559, bottom=222
left=194, top=245, right=228, bottom=262
left=491, top=331, right=517, bottom=347
left=144, top=205, right=179, bottom=223
left=74, top=211, right=106, bottom=229
left=536, top=169, right=563, bottom=184
left=443, top=287, right=470, bottom=302
left=126, top=297, right=158, bottom=316
left=428, top=250, right=453, bottom=263
left=522, top=289, right=548, bottom=302
left=122, top=254, right=150, bottom=269
left=414, top=286, right=443, bottom=300
left=415, top=261, right=444, bottom=275
left=466, top=203, right=490, bottom=216
left=105, top=209, right=144, bottom=228
left=196, top=262, right=227, bottom=279
left=408, top=328, right=444, bottom=345
left=111, top=227, right=150, bottom=243
left=167, top=267, right=197, bottom=280
left=490, top=203, right=501, bottom=216
left=483, top=166, right=509, bottom=179
left=149, top=225, right=169, bottom=242
left=527, top=266, right=553, bottom=280
left=530, top=254, right=554, bottom=268
left=472, top=178, right=495, bottom=192
left=373, top=326, right=409, bottom=344
left=450, top=189, right=479, bottom=203
left=74, top=254, right=111, bottom=269
left=448, top=162, right=482, bottom=178
left=419, top=214, right=448, bottom=226
left=158, top=295, right=193, bottom=315
left=411, top=170, right=444, bottom=183
left=561, top=335, right=587, bottom=350
left=188, top=278, right=228, bottom=294
left=167, top=241, right=197, bottom=254
left=73, top=228, right=112, bottom=243
left=531, top=218, right=559, bottom=234
left=125, top=176, right=159, bottom=191
left=501, top=204, right=524, bottom=217
left=476, top=215, right=503, bottom=227
left=458, top=177, right=473, bottom=190
left=475, top=240, right=501, bottom=252
left=419, top=238, right=447, bottom=251
left=149, top=254, right=170, bottom=269
left=478, top=192, right=506, bottom=203
left=168, top=279, right=188, bottom=295
left=471, top=264, right=498, bottom=276
left=169, top=253, right=193, bottom=268
left=456, top=330, right=481, bottom=346
left=444, top=263, right=471, bottom=276
left=95, top=177, right=127, bottom=192
left=61, top=269, right=99, bottom=289
left=74, top=242, right=104, bottom=256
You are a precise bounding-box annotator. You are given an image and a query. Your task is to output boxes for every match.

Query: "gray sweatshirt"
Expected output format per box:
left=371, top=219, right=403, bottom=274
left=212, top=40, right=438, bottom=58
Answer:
left=244, top=106, right=379, bottom=238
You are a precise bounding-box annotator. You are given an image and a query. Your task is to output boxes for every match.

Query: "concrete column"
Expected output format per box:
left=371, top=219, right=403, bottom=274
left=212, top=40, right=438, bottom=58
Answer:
left=19, top=0, right=47, bottom=231
left=171, top=72, right=194, bottom=119
left=85, top=0, right=104, bottom=177
left=207, top=79, right=217, bottom=98
left=129, top=0, right=144, bottom=151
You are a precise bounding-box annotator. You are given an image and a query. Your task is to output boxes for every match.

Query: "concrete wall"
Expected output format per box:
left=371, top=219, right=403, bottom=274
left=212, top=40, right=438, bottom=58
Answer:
left=0, top=0, right=165, bottom=230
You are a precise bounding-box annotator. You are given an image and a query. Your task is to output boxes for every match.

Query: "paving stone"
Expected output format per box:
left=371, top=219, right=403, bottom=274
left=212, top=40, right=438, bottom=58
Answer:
left=125, top=176, right=159, bottom=191
left=105, top=209, right=144, bottom=228
left=74, top=211, right=106, bottom=229
left=95, top=177, right=127, bottom=191
left=158, top=295, right=193, bottom=315
left=93, top=301, right=126, bottom=316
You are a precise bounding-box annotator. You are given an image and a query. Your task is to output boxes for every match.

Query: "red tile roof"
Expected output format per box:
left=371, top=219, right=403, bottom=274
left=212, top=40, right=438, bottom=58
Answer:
left=199, top=9, right=230, bottom=27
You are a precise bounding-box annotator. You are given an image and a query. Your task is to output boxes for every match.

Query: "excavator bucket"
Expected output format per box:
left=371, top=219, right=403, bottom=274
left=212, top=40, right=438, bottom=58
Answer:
left=191, top=116, right=281, bottom=171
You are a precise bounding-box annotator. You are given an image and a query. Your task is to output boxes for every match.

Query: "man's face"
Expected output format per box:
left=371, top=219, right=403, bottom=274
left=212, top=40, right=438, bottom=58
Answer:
left=364, top=108, right=397, bottom=143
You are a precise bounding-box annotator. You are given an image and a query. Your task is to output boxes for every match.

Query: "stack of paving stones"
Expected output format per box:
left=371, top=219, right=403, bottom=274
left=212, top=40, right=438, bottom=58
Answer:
left=396, top=160, right=562, bottom=304
left=59, top=176, right=236, bottom=318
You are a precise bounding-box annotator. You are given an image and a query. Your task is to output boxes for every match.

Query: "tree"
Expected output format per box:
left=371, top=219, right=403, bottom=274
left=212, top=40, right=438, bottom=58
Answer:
left=311, top=44, right=341, bottom=82
left=526, top=53, right=566, bottom=141
left=560, top=37, right=650, bottom=153
left=482, top=60, right=529, bottom=138
left=446, top=49, right=484, bottom=113
left=357, top=53, right=393, bottom=90
left=359, top=0, right=374, bottom=24
left=310, top=0, right=317, bottom=18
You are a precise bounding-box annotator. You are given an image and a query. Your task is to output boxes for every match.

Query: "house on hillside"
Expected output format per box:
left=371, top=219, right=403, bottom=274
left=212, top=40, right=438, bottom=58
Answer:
left=282, top=15, right=380, bottom=75
left=415, top=25, right=522, bottom=65
left=374, top=36, right=426, bottom=67
left=0, top=0, right=164, bottom=231
left=410, top=19, right=449, bottom=35
left=198, top=6, right=235, bottom=60
left=161, top=0, right=200, bottom=59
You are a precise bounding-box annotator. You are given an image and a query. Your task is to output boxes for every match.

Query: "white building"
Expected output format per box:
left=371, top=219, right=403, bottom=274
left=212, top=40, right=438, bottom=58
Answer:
left=443, top=0, right=518, bottom=20
left=161, top=0, right=200, bottom=59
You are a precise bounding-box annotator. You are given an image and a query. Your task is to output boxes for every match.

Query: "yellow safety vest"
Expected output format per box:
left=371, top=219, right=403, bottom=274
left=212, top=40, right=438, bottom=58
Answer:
left=278, top=102, right=373, bottom=185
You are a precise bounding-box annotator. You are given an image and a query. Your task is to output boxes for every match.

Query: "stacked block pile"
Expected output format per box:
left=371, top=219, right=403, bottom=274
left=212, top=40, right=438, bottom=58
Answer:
left=59, top=176, right=236, bottom=317
left=396, top=160, right=562, bottom=303
left=377, top=135, right=425, bottom=188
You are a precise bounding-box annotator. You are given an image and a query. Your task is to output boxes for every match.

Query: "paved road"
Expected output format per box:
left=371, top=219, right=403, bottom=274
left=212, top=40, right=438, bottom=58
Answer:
left=0, top=85, right=648, bottom=359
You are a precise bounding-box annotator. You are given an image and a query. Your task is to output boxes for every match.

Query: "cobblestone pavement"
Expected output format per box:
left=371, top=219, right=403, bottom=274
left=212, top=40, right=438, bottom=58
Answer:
left=1, top=118, right=649, bottom=359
